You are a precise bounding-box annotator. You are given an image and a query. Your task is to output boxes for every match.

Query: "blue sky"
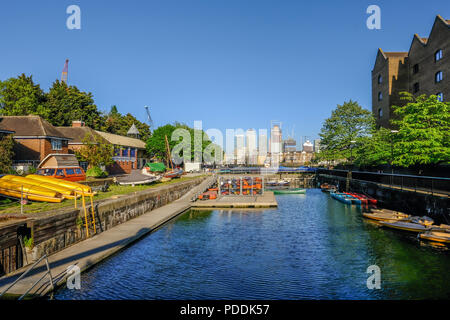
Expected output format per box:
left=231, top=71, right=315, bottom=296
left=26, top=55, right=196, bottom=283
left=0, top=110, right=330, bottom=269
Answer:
left=0, top=0, right=448, bottom=147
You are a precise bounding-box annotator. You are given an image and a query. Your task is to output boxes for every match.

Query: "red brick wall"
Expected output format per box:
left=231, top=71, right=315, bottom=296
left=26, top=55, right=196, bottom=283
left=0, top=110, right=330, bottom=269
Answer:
left=13, top=138, right=69, bottom=162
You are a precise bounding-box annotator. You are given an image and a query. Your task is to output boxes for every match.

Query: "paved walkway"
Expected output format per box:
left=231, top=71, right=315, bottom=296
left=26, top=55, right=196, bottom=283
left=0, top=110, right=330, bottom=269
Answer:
left=0, top=176, right=216, bottom=298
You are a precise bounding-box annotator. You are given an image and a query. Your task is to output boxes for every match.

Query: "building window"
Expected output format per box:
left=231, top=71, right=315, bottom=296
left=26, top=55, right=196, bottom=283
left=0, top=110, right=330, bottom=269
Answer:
left=378, top=108, right=383, bottom=119
left=51, top=139, right=62, bottom=150
left=378, top=75, right=382, bottom=84
left=437, top=92, right=444, bottom=102
left=435, top=49, right=443, bottom=62
left=413, top=64, right=419, bottom=74
left=413, top=82, right=420, bottom=93
left=378, top=92, right=383, bottom=101
left=435, top=71, right=443, bottom=83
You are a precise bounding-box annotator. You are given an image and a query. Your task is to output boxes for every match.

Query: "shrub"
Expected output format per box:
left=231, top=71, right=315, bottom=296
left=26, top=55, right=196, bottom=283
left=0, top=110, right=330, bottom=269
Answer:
left=86, top=166, right=108, bottom=178
left=23, top=236, right=33, bottom=249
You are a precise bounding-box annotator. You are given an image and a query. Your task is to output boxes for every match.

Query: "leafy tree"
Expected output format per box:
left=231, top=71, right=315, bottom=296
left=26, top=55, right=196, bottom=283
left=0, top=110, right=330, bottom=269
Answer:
left=75, top=132, right=114, bottom=168
left=146, top=123, right=218, bottom=165
left=0, top=74, right=48, bottom=117
left=390, top=93, right=450, bottom=166
left=318, top=100, right=374, bottom=163
left=45, top=80, right=102, bottom=128
left=0, top=134, right=15, bottom=173
left=100, top=106, right=151, bottom=141
left=354, top=127, right=392, bottom=166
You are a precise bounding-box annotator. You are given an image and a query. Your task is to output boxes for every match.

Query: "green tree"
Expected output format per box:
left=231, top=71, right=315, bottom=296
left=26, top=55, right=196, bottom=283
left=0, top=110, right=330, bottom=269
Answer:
left=146, top=123, right=217, bottom=165
left=0, top=74, right=47, bottom=117
left=318, top=100, right=374, bottom=163
left=390, top=93, right=450, bottom=166
left=45, top=80, right=102, bottom=128
left=354, top=127, right=392, bottom=166
left=0, top=134, right=15, bottom=173
left=75, top=132, right=114, bottom=168
left=100, top=106, right=151, bottom=141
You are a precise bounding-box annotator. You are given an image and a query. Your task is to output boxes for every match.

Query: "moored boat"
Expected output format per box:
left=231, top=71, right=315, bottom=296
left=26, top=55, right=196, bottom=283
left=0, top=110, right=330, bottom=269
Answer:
left=0, top=179, right=64, bottom=203
left=2, top=175, right=76, bottom=199
left=345, top=192, right=377, bottom=206
left=163, top=168, right=184, bottom=179
left=379, top=217, right=434, bottom=233
left=320, top=183, right=336, bottom=192
left=26, top=174, right=92, bottom=194
left=331, top=192, right=359, bottom=205
left=363, top=210, right=411, bottom=222
left=419, top=231, right=450, bottom=243
left=273, top=188, right=306, bottom=195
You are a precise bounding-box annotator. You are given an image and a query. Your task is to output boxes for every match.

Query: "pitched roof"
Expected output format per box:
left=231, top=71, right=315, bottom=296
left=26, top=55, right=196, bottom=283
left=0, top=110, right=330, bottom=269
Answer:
left=127, top=123, right=140, bottom=135
left=95, top=130, right=146, bottom=149
left=56, top=126, right=108, bottom=144
left=0, top=116, right=69, bottom=139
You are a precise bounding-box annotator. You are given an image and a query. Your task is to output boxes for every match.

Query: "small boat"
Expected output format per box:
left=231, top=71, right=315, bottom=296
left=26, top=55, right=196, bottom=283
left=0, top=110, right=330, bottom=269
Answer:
left=273, top=188, right=306, bottom=195
left=363, top=210, right=411, bottom=222
left=26, top=174, right=92, bottom=194
left=320, top=183, right=336, bottom=193
left=163, top=168, right=184, bottom=179
left=419, top=230, right=450, bottom=243
left=379, top=216, right=434, bottom=233
left=0, top=178, right=64, bottom=203
left=119, top=175, right=162, bottom=186
left=1, top=175, right=76, bottom=199
left=345, top=192, right=377, bottom=206
left=331, top=192, right=359, bottom=205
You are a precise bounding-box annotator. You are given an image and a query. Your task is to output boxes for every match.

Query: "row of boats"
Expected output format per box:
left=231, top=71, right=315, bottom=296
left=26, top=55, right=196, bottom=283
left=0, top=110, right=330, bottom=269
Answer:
left=321, top=183, right=450, bottom=244
left=0, top=174, right=91, bottom=203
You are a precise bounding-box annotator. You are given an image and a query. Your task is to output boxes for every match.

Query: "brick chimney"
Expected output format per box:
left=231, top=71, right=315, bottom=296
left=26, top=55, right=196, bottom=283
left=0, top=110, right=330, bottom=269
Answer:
left=72, top=120, right=85, bottom=127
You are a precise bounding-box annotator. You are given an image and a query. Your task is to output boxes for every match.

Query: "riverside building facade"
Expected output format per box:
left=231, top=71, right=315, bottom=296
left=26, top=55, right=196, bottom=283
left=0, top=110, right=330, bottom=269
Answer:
left=372, top=15, right=449, bottom=128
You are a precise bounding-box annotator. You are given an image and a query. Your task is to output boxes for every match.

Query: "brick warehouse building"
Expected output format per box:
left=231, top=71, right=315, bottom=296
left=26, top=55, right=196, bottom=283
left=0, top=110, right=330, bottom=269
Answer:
left=372, top=15, right=450, bottom=128
left=0, top=115, right=70, bottom=166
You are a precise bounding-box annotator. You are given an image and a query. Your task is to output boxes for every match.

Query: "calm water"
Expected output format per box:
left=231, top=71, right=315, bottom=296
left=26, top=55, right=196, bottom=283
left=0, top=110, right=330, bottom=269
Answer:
left=55, top=189, right=450, bottom=300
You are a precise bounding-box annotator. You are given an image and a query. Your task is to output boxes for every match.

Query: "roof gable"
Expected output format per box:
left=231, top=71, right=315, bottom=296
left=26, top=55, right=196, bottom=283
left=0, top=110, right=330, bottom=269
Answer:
left=0, top=116, right=69, bottom=139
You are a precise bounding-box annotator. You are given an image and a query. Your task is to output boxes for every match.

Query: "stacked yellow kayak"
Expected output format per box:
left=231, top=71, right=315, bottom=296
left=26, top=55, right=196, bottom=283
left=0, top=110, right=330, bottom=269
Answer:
left=26, top=174, right=92, bottom=194
left=0, top=174, right=91, bottom=203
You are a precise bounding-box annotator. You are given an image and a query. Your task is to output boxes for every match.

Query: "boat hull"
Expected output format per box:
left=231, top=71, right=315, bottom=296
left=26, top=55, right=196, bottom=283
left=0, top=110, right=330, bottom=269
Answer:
left=380, top=221, right=430, bottom=233
left=26, top=174, right=91, bottom=194
left=419, top=231, right=450, bottom=243
left=0, top=179, right=63, bottom=203
left=274, top=188, right=306, bottom=195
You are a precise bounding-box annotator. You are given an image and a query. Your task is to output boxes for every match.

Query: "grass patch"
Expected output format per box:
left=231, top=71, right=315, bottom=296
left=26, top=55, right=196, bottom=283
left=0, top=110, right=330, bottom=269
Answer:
left=0, top=175, right=206, bottom=215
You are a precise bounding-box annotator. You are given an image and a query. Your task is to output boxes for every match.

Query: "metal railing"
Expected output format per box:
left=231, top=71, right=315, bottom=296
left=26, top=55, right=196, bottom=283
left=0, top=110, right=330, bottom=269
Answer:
left=0, top=254, right=54, bottom=300
left=317, top=168, right=450, bottom=197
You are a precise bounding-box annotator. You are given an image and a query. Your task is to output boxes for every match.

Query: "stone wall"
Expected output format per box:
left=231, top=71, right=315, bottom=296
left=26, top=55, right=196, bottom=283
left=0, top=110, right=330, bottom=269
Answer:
left=0, top=177, right=205, bottom=275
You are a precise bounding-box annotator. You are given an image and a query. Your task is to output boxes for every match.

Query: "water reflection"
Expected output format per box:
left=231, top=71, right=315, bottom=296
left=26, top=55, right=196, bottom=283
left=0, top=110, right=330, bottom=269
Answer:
left=55, top=189, right=450, bottom=300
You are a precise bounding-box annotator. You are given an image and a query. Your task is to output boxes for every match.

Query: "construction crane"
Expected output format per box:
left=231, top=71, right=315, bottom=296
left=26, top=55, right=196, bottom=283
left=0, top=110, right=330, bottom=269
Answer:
left=61, top=59, right=69, bottom=84
left=144, top=105, right=153, bottom=129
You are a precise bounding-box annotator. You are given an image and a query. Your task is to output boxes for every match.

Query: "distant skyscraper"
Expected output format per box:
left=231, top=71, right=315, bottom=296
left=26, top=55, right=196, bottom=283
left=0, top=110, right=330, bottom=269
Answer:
left=313, top=139, right=321, bottom=153
left=270, top=122, right=282, bottom=165
left=235, top=133, right=246, bottom=165
left=246, top=128, right=257, bottom=165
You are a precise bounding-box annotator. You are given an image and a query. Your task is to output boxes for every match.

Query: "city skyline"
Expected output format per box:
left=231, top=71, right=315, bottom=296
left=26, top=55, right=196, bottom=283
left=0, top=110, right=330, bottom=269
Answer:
left=0, top=1, right=448, bottom=143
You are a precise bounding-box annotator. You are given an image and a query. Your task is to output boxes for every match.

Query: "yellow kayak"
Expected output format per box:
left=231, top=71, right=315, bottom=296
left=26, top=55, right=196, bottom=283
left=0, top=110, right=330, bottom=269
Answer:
left=0, top=179, right=63, bottom=203
left=1, top=175, right=76, bottom=199
left=26, top=174, right=92, bottom=194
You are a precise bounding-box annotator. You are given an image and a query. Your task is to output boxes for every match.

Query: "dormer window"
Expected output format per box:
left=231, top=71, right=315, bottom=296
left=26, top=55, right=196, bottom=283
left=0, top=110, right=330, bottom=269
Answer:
left=435, top=71, right=443, bottom=83
left=378, top=75, right=382, bottom=84
left=435, top=49, right=443, bottom=62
